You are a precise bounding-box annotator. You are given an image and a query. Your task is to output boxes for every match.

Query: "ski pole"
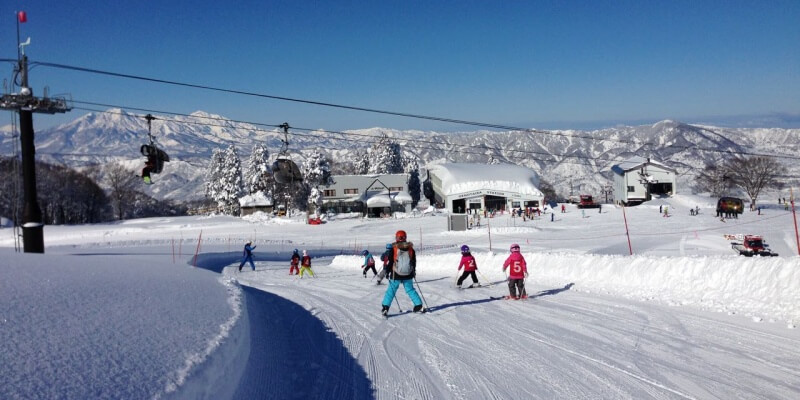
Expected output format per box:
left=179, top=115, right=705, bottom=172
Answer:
left=413, top=277, right=430, bottom=309
left=477, top=269, right=493, bottom=287
left=393, top=291, right=403, bottom=312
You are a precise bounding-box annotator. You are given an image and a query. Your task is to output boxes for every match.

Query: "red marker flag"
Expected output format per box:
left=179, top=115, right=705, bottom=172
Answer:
left=18, top=11, right=27, bottom=23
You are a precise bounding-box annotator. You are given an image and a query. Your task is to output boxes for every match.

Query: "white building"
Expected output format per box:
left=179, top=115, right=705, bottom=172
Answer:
left=322, top=174, right=412, bottom=217
left=611, top=156, right=678, bottom=206
left=427, top=163, right=544, bottom=214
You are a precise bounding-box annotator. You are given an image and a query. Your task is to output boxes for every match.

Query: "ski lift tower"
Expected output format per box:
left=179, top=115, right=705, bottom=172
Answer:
left=0, top=12, right=72, bottom=253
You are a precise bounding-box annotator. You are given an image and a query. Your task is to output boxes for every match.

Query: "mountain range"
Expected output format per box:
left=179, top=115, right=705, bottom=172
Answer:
left=2, top=108, right=798, bottom=202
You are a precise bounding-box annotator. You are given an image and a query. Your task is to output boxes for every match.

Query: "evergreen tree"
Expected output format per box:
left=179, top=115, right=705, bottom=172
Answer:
left=369, top=133, right=403, bottom=174
left=403, top=155, right=421, bottom=208
left=353, top=150, right=370, bottom=174
left=219, top=145, right=244, bottom=215
left=245, top=143, right=272, bottom=196
left=205, top=146, right=243, bottom=215
left=302, top=149, right=334, bottom=214
left=204, top=148, right=225, bottom=212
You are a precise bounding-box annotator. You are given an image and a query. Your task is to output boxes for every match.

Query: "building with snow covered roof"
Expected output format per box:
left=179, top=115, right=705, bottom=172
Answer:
left=426, top=163, right=544, bottom=214
left=610, top=156, right=677, bottom=206
left=238, top=192, right=274, bottom=216
left=322, top=174, right=412, bottom=217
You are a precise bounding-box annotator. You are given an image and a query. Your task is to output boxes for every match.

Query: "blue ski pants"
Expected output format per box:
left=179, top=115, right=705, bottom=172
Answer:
left=239, top=256, right=255, bottom=271
left=382, top=279, right=422, bottom=307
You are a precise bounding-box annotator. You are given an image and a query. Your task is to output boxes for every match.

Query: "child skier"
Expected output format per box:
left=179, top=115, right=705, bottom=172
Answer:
left=299, top=250, right=314, bottom=278
left=502, top=243, right=528, bottom=299
left=456, top=245, right=480, bottom=289
left=238, top=241, right=256, bottom=272
left=361, top=250, right=377, bottom=278
left=289, top=249, right=300, bottom=275
left=381, top=230, right=427, bottom=316
left=375, top=243, right=392, bottom=285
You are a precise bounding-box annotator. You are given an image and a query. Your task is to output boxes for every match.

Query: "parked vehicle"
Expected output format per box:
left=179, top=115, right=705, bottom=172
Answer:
left=717, top=197, right=744, bottom=215
left=577, top=194, right=600, bottom=209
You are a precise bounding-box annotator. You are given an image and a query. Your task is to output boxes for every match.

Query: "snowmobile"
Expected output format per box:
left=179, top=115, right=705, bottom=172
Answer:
left=727, top=234, right=779, bottom=257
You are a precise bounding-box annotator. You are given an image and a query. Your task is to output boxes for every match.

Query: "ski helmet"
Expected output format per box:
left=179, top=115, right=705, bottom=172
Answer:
left=386, top=243, right=393, bottom=250
left=293, top=249, right=299, bottom=254
left=362, top=250, right=369, bottom=256
left=510, top=243, right=520, bottom=252
left=460, top=245, right=470, bottom=253
left=395, top=230, right=407, bottom=242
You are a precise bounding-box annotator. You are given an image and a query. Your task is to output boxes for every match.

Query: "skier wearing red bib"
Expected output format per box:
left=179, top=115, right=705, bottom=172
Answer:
left=502, top=243, right=528, bottom=299
left=456, top=245, right=480, bottom=288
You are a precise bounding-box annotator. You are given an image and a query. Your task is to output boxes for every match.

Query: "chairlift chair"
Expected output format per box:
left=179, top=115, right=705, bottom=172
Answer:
left=272, top=122, right=303, bottom=184
left=140, top=114, right=170, bottom=183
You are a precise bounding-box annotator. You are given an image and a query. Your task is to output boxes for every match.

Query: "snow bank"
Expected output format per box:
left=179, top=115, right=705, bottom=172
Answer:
left=330, top=252, right=800, bottom=325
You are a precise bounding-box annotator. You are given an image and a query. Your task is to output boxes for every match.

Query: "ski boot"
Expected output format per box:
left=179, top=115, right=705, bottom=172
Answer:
left=413, top=304, right=427, bottom=313
left=381, top=305, right=390, bottom=317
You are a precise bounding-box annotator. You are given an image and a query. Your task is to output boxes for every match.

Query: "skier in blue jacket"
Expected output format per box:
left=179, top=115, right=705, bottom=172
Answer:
left=238, top=241, right=256, bottom=272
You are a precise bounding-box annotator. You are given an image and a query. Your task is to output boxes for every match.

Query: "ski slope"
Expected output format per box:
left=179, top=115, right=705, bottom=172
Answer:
left=2, top=194, right=799, bottom=399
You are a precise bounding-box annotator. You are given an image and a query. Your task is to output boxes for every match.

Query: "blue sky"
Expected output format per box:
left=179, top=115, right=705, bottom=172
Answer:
left=2, top=0, right=798, bottom=132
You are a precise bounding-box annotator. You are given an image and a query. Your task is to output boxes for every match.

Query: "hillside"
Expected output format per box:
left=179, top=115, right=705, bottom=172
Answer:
left=2, top=110, right=798, bottom=201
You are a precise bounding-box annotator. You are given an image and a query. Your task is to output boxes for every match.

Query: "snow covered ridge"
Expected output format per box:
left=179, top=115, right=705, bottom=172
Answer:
left=330, top=252, right=800, bottom=326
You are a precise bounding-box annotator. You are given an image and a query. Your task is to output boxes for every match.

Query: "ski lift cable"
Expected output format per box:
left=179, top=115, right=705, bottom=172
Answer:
left=67, top=106, right=790, bottom=172
left=68, top=97, right=800, bottom=163
left=33, top=60, right=800, bottom=152
left=68, top=105, right=800, bottom=173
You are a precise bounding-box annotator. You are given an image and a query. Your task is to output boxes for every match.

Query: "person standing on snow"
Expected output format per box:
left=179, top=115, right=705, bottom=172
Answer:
left=289, top=249, right=301, bottom=275
left=381, top=230, right=427, bottom=316
left=456, top=245, right=480, bottom=288
left=502, top=243, right=528, bottom=299
left=361, top=250, right=377, bottom=278
left=375, top=243, right=392, bottom=285
left=299, top=250, right=314, bottom=278
left=238, top=241, right=257, bottom=272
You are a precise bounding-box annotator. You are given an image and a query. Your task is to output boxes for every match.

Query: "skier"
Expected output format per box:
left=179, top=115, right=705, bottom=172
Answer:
left=238, top=241, right=256, bottom=272
left=381, top=230, right=427, bottom=316
left=561, top=204, right=566, bottom=213
left=376, top=243, right=392, bottom=285
left=361, top=250, right=377, bottom=278
left=456, top=245, right=480, bottom=288
left=289, top=249, right=300, bottom=275
left=299, top=250, right=314, bottom=278
left=141, top=156, right=156, bottom=185
left=502, top=243, right=528, bottom=299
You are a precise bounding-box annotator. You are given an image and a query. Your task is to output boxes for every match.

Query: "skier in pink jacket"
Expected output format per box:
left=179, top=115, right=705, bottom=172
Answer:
left=456, top=245, right=480, bottom=288
left=502, top=243, right=528, bottom=299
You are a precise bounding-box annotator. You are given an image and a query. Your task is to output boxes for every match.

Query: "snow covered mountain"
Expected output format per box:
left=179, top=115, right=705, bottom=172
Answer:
left=1, top=110, right=798, bottom=201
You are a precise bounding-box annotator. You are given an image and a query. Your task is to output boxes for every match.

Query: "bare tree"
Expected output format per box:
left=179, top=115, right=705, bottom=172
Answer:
left=722, top=156, right=786, bottom=208
left=105, top=163, right=140, bottom=220
left=695, top=163, right=733, bottom=197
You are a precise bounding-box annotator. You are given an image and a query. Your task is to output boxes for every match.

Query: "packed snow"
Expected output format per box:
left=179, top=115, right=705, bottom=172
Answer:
left=2, top=194, right=799, bottom=399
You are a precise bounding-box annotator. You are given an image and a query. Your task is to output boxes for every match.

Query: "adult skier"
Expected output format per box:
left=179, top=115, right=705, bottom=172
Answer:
left=299, top=250, right=314, bottom=278
left=502, top=243, right=528, bottom=299
left=289, top=249, right=301, bottom=275
left=375, top=243, right=392, bottom=285
left=381, top=230, right=427, bottom=316
left=238, top=241, right=256, bottom=272
left=361, top=250, right=377, bottom=278
left=456, top=245, right=480, bottom=288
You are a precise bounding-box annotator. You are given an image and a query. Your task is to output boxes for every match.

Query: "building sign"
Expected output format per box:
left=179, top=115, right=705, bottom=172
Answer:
left=455, top=189, right=521, bottom=199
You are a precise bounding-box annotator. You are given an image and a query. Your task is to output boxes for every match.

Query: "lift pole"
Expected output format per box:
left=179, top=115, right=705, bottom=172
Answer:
left=1, top=14, right=72, bottom=252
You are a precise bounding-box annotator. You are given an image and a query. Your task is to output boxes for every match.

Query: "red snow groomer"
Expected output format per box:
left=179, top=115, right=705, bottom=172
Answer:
left=725, top=234, right=779, bottom=257
left=576, top=194, right=600, bottom=209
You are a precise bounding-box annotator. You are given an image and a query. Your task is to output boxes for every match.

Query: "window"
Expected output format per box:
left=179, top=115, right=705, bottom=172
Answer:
left=627, top=186, right=635, bottom=193
left=323, top=189, right=336, bottom=197
left=389, top=186, right=403, bottom=192
left=344, top=188, right=359, bottom=195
